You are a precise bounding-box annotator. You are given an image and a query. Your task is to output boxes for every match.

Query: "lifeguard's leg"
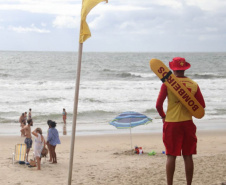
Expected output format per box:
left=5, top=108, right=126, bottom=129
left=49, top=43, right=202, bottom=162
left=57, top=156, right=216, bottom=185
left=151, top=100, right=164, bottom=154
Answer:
left=166, top=155, right=177, bottom=185
left=183, top=155, right=194, bottom=185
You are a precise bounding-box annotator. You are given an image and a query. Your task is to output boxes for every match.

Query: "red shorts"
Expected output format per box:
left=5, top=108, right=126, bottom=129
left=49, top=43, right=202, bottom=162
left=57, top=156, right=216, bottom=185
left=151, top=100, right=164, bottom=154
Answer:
left=163, top=120, right=197, bottom=156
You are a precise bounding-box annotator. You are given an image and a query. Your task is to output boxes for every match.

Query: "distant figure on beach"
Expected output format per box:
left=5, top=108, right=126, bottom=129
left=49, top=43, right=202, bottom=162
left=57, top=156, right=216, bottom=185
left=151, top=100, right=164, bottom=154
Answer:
left=62, top=108, right=67, bottom=124
left=20, top=120, right=26, bottom=137
left=19, top=113, right=25, bottom=126
left=155, top=57, right=206, bottom=185
left=47, top=120, right=61, bottom=163
left=21, top=119, right=33, bottom=163
left=46, top=120, right=52, bottom=162
left=24, top=112, right=27, bottom=123
left=19, top=113, right=25, bottom=136
left=32, top=127, right=45, bottom=170
left=28, top=108, right=32, bottom=119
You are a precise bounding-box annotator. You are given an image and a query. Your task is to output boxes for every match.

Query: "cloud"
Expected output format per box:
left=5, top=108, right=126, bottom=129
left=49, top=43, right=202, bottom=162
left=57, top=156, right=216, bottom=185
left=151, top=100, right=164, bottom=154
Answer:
left=53, top=16, right=79, bottom=28
left=186, top=0, right=226, bottom=12
left=0, top=1, right=81, bottom=16
left=9, top=24, right=50, bottom=33
left=41, top=22, right=47, bottom=27
left=151, top=0, right=183, bottom=9
left=0, top=0, right=225, bottom=17
left=0, top=18, right=4, bottom=29
left=0, top=0, right=225, bottom=51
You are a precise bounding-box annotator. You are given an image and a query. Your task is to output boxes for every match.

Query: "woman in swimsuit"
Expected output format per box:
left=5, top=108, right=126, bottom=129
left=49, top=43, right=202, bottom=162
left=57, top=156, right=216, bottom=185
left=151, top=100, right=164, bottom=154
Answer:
left=32, top=128, right=46, bottom=170
left=62, top=108, right=67, bottom=124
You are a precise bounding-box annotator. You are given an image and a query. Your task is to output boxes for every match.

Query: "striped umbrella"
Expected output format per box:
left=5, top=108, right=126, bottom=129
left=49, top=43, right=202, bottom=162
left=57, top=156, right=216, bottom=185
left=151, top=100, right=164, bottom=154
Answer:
left=109, top=111, right=152, bottom=149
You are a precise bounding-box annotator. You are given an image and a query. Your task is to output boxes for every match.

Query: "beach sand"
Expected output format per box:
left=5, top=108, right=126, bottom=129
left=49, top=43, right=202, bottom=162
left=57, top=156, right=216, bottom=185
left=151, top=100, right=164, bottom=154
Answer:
left=1, top=130, right=226, bottom=185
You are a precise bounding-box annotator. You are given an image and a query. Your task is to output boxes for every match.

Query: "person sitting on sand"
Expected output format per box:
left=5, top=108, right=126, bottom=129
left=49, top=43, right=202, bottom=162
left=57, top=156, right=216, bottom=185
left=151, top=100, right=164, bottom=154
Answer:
left=21, top=119, right=33, bottom=163
left=32, top=127, right=46, bottom=170
left=47, top=120, right=61, bottom=163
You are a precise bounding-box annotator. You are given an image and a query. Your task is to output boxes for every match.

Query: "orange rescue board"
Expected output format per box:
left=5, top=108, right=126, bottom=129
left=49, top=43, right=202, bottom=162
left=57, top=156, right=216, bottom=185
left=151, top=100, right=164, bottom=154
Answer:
left=150, top=58, right=205, bottom=119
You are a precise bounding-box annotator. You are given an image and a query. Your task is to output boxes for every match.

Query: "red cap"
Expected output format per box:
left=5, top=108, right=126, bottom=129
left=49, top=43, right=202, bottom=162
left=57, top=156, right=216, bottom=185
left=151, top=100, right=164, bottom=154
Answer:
left=169, top=57, right=191, bottom=71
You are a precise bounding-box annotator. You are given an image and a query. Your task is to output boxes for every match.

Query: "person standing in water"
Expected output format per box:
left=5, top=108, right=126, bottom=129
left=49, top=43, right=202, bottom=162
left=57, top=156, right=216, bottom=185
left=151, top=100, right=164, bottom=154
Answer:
left=28, top=108, right=32, bottom=119
left=62, top=108, right=67, bottom=124
left=24, top=112, right=27, bottom=123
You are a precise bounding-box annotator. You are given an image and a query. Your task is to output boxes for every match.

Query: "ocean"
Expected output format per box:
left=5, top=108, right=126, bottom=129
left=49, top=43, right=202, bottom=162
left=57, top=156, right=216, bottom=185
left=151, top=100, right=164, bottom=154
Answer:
left=0, top=51, right=226, bottom=136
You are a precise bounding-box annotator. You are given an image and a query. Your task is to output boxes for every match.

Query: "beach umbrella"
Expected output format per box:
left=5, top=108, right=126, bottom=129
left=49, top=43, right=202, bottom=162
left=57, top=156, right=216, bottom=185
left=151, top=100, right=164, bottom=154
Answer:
left=109, top=111, right=152, bottom=149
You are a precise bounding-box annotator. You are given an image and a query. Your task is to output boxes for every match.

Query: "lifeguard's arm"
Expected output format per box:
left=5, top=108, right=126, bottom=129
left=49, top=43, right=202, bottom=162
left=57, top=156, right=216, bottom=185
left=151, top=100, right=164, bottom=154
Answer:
left=156, top=84, right=167, bottom=118
left=195, top=86, right=206, bottom=108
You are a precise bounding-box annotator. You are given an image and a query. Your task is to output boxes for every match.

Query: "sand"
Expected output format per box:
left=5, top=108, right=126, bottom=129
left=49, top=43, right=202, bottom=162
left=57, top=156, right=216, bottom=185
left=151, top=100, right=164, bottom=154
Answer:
left=0, top=130, right=226, bottom=185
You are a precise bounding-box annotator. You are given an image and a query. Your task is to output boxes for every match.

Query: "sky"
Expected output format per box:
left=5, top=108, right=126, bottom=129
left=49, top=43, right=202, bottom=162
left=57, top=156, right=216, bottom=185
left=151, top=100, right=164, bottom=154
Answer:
left=0, top=0, right=225, bottom=52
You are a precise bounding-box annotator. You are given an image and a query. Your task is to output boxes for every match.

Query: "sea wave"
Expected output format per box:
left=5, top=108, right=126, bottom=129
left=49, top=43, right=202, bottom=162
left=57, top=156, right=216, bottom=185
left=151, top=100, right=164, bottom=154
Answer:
left=101, top=71, right=143, bottom=79
left=78, top=110, right=115, bottom=117
left=213, top=108, right=226, bottom=115
left=83, top=98, right=103, bottom=103
left=191, top=73, right=226, bottom=79
left=32, top=113, right=62, bottom=123
left=101, top=69, right=154, bottom=80
left=0, top=73, right=10, bottom=78
left=33, top=97, right=65, bottom=103
left=119, top=72, right=142, bottom=78
left=0, top=117, right=18, bottom=124
left=144, top=108, right=158, bottom=114
left=1, top=51, right=226, bottom=130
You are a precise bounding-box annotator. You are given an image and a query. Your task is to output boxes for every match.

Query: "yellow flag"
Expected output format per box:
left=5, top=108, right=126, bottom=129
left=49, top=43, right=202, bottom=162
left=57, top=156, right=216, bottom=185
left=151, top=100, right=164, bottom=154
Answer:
left=79, top=0, right=108, bottom=43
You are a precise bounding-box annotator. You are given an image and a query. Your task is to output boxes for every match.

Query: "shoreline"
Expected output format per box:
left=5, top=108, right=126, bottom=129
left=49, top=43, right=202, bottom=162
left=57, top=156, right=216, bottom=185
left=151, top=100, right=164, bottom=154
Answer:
left=0, top=118, right=226, bottom=137
left=1, top=130, right=226, bottom=185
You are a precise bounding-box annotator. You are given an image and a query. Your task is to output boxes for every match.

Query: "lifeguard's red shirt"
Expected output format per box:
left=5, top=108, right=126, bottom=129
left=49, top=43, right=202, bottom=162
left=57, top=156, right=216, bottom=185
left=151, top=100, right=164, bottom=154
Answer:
left=156, top=77, right=206, bottom=122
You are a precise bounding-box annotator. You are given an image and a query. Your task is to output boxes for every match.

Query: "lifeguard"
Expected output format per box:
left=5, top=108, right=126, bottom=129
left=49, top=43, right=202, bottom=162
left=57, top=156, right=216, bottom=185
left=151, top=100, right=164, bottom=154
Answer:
left=151, top=57, right=206, bottom=185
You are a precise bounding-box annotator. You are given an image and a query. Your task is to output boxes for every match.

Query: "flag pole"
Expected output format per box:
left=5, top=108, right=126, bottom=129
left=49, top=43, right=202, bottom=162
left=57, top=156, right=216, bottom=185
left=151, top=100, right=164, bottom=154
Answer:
left=68, top=42, right=83, bottom=185
left=67, top=1, right=107, bottom=184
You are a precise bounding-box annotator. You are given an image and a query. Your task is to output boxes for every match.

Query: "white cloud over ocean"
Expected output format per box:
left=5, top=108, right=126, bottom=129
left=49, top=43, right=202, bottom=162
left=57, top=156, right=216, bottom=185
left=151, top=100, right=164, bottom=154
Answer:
left=9, top=24, right=50, bottom=33
left=0, top=0, right=225, bottom=52
left=53, top=16, right=79, bottom=29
